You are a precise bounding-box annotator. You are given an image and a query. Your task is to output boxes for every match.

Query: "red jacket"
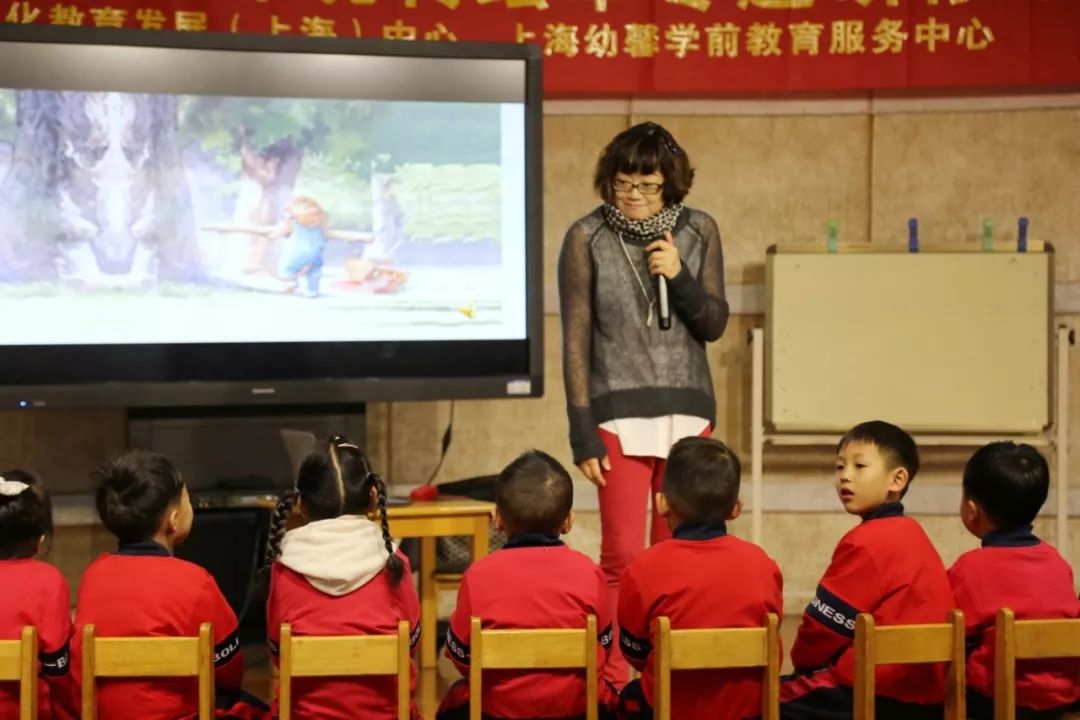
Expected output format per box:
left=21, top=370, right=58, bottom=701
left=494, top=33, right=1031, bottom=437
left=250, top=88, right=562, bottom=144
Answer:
left=444, top=534, right=611, bottom=719
left=0, top=559, right=77, bottom=720
left=618, top=521, right=784, bottom=720
left=72, top=542, right=244, bottom=720
left=267, top=516, right=421, bottom=720
left=949, top=526, right=1080, bottom=712
left=786, top=503, right=955, bottom=704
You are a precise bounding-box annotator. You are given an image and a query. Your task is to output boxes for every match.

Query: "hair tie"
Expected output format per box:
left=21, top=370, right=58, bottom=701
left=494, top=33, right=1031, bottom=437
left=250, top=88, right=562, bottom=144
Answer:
left=0, top=476, right=30, bottom=497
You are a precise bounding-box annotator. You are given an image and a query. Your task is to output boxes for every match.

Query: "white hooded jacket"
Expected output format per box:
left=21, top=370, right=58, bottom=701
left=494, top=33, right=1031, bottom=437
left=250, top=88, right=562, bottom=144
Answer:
left=278, top=515, right=395, bottom=597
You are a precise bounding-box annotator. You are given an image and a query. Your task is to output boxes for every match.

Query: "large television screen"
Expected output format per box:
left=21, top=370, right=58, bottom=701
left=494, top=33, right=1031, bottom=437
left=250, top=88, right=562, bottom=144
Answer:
left=0, top=27, right=543, bottom=407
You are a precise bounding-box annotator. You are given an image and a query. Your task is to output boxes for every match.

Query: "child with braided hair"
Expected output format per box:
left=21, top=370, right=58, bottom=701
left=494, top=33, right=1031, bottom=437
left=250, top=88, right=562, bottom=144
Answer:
left=264, top=434, right=421, bottom=720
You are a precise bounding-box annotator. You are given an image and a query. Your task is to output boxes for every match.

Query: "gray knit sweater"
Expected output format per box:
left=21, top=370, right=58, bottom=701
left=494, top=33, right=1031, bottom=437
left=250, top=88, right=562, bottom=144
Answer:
left=558, top=206, right=730, bottom=464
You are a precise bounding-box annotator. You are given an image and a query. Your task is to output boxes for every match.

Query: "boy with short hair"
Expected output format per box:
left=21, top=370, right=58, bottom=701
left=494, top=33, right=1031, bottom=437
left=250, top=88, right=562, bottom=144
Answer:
left=72, top=450, right=266, bottom=720
left=436, top=450, right=612, bottom=720
left=949, top=441, right=1080, bottom=719
left=780, top=420, right=955, bottom=720
left=617, top=436, right=783, bottom=720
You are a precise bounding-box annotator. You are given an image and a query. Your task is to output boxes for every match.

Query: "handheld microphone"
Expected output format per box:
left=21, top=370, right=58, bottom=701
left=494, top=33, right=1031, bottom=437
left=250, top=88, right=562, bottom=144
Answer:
left=657, top=272, right=671, bottom=331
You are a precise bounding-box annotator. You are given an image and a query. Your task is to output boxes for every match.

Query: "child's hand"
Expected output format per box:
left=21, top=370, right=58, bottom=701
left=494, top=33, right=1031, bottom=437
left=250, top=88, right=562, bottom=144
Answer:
left=577, top=456, right=611, bottom=488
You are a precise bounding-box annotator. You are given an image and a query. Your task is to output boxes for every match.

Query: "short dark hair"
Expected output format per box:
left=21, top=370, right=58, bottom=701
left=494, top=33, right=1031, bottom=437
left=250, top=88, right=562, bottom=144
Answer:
left=94, top=450, right=184, bottom=545
left=495, top=450, right=573, bottom=536
left=838, top=421, right=919, bottom=495
left=593, top=122, right=695, bottom=206
left=662, top=436, right=741, bottom=523
left=963, top=442, right=1049, bottom=528
left=0, top=469, right=53, bottom=560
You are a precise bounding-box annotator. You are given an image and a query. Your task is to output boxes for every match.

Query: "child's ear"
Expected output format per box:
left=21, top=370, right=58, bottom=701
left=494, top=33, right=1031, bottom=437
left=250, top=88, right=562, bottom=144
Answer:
left=492, top=507, right=507, bottom=534
left=165, top=506, right=180, bottom=536
left=728, top=498, right=743, bottom=521
left=960, top=496, right=985, bottom=536
left=560, top=511, right=575, bottom=536
left=655, top=492, right=670, bottom=517
left=36, top=534, right=47, bottom=555
left=888, top=467, right=910, bottom=496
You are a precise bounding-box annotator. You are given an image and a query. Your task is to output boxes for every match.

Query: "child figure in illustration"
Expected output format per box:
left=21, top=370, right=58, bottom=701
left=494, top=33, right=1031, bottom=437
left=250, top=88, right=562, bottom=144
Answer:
left=272, top=196, right=331, bottom=298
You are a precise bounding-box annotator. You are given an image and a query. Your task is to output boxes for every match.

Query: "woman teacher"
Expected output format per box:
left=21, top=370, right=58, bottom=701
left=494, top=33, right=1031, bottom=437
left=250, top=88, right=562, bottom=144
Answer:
left=557, top=121, right=730, bottom=690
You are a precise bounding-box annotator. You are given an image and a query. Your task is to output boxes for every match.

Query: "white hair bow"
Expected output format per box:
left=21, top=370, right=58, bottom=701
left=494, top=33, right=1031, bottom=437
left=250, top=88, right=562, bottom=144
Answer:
left=0, top=476, right=30, bottom=497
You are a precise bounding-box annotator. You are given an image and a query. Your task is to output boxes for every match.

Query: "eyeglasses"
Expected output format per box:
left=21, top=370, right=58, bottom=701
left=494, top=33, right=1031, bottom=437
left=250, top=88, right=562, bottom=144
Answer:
left=612, top=179, right=664, bottom=196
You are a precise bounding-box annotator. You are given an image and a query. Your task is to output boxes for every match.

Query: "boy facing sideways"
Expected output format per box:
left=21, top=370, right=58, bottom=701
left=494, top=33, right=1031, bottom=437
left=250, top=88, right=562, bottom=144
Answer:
left=780, top=421, right=955, bottom=720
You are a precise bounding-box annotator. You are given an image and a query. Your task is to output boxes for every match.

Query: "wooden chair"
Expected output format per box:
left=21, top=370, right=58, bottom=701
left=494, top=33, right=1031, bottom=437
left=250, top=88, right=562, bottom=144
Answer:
left=653, top=613, right=780, bottom=720
left=853, top=610, right=966, bottom=720
left=278, top=620, right=411, bottom=720
left=81, top=623, right=214, bottom=720
left=0, top=627, right=38, bottom=720
left=468, top=615, right=598, bottom=720
left=993, top=608, right=1080, bottom=720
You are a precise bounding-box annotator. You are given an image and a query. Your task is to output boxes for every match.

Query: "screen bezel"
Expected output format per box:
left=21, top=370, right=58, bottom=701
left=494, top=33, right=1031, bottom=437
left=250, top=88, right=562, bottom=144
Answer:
left=0, top=25, right=543, bottom=408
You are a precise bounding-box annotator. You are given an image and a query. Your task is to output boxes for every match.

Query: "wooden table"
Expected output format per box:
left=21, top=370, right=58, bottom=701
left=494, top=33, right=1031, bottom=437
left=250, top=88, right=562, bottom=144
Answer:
left=386, top=498, right=494, bottom=670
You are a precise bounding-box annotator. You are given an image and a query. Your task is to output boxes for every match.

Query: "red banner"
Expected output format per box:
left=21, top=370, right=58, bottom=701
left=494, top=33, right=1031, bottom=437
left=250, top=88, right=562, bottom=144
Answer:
left=4, top=0, right=1080, bottom=96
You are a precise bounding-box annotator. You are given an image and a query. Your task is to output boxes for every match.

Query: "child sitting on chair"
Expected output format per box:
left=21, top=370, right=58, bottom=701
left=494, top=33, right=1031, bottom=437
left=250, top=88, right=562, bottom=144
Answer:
left=616, top=436, right=783, bottom=720
left=437, top=450, right=613, bottom=720
left=949, top=442, right=1080, bottom=719
left=263, top=434, right=421, bottom=720
left=0, top=470, right=77, bottom=720
left=72, top=451, right=267, bottom=720
left=780, top=421, right=955, bottom=720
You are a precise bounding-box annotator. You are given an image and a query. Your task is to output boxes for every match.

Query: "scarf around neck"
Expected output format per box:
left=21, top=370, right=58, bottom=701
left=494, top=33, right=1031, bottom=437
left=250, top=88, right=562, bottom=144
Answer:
left=601, top=202, right=684, bottom=244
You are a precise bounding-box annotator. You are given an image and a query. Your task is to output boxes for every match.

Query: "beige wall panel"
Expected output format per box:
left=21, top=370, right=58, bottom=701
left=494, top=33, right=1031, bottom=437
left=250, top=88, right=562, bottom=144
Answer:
left=631, top=114, right=873, bottom=284
left=871, top=109, right=1080, bottom=280
left=707, top=314, right=757, bottom=455
left=386, top=315, right=574, bottom=486
left=0, top=412, right=30, bottom=470
left=542, top=115, right=630, bottom=306
left=0, top=409, right=125, bottom=493
left=49, top=525, right=114, bottom=602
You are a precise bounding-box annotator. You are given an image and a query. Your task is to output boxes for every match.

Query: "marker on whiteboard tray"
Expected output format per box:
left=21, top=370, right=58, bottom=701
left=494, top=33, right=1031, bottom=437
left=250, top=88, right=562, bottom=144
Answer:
left=908, top=218, right=919, bottom=253
left=982, top=217, right=993, bottom=252
left=827, top=218, right=838, bottom=254
left=1017, top=216, right=1029, bottom=253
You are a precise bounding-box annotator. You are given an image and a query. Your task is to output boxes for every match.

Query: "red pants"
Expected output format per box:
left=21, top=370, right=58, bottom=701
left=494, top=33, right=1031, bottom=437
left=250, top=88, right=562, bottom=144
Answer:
left=597, top=428, right=676, bottom=691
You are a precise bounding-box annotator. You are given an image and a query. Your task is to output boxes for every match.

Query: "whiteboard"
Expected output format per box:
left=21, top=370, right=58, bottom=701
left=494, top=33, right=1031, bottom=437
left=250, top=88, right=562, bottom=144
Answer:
left=765, top=250, right=1052, bottom=433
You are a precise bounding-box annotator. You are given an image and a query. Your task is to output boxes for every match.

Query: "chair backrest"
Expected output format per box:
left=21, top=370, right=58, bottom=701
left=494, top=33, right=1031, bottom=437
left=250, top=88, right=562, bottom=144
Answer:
left=853, top=610, right=966, bottom=720
left=652, top=613, right=780, bottom=720
left=0, top=627, right=38, bottom=720
left=468, top=615, right=598, bottom=720
left=278, top=620, right=411, bottom=720
left=81, top=623, right=214, bottom=720
left=993, top=608, right=1080, bottom=720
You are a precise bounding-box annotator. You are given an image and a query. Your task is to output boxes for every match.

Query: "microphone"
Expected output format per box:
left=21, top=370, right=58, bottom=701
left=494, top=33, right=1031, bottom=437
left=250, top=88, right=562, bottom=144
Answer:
left=657, top=271, right=671, bottom=331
